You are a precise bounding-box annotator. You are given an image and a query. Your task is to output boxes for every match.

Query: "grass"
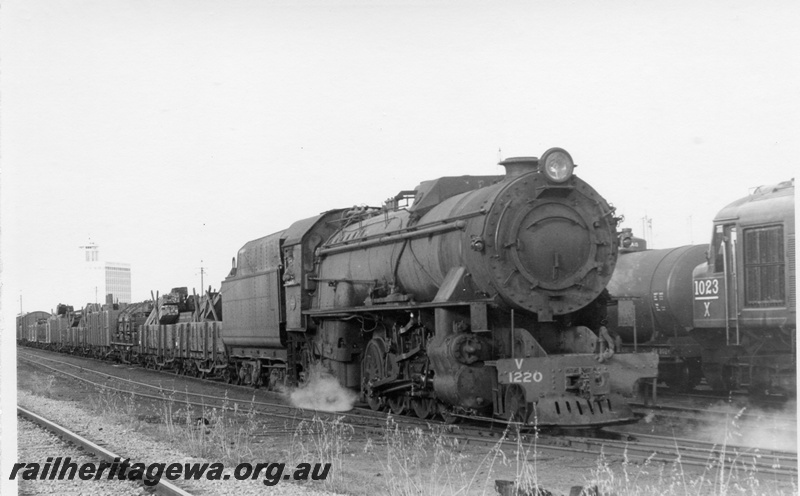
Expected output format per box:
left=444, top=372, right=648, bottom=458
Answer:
left=584, top=447, right=798, bottom=496
left=289, top=413, right=354, bottom=492
left=81, top=384, right=273, bottom=465
left=582, top=407, right=798, bottom=496
left=156, top=389, right=280, bottom=466
left=373, top=416, right=553, bottom=496
left=18, top=373, right=798, bottom=496
left=26, top=372, right=56, bottom=398
left=380, top=417, right=469, bottom=495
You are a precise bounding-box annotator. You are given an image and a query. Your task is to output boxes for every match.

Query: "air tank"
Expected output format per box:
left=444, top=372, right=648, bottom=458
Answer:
left=607, top=244, right=708, bottom=343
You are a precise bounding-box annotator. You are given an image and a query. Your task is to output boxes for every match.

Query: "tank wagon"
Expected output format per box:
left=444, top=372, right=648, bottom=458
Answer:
left=608, top=180, right=795, bottom=395
left=607, top=229, right=708, bottom=391
left=221, top=147, right=658, bottom=426
left=692, top=179, right=795, bottom=394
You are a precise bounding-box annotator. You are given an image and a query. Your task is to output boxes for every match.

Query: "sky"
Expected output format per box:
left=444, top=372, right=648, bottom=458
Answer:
left=1, top=1, right=797, bottom=314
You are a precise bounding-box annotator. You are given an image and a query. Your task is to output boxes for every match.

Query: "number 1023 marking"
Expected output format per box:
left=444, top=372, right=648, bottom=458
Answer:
left=694, top=278, right=719, bottom=296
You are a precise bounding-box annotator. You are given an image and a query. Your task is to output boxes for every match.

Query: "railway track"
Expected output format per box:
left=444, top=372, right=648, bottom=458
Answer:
left=595, top=429, right=796, bottom=478
left=18, top=350, right=317, bottom=425
left=628, top=390, right=796, bottom=451
left=453, top=417, right=797, bottom=479
left=630, top=400, right=796, bottom=427
left=17, top=405, right=194, bottom=496
left=19, top=346, right=799, bottom=483
left=658, top=387, right=794, bottom=410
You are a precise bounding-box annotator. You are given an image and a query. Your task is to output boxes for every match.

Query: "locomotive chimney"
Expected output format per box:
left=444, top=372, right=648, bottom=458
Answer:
left=499, top=157, right=538, bottom=178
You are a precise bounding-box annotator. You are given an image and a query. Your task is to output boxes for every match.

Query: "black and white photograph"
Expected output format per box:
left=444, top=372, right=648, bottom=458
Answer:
left=1, top=1, right=797, bottom=495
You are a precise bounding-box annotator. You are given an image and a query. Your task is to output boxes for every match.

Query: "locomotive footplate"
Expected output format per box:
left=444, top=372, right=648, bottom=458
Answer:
left=494, top=353, right=658, bottom=426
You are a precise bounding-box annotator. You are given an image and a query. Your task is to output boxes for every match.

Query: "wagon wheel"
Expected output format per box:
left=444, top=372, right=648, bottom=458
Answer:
left=361, top=338, right=387, bottom=411
left=387, top=395, right=408, bottom=415
left=222, top=366, right=237, bottom=385
left=268, top=369, right=282, bottom=390
left=702, top=362, right=734, bottom=392
left=411, top=398, right=435, bottom=419
left=664, top=358, right=701, bottom=392
left=204, top=361, right=214, bottom=379
left=232, top=364, right=244, bottom=385
left=252, top=369, right=264, bottom=389
left=684, top=358, right=703, bottom=391
left=504, top=385, right=528, bottom=423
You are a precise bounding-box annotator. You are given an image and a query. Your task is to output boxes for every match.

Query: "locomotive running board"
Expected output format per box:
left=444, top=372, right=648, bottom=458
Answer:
left=303, top=298, right=496, bottom=317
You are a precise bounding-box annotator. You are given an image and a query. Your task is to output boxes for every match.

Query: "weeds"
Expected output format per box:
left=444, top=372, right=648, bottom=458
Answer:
left=20, top=371, right=796, bottom=496
left=158, top=390, right=264, bottom=465
left=506, top=421, right=550, bottom=496
left=28, top=373, right=56, bottom=398
left=583, top=438, right=797, bottom=496
left=380, top=416, right=468, bottom=495
left=290, top=413, right=353, bottom=492
left=87, top=385, right=138, bottom=420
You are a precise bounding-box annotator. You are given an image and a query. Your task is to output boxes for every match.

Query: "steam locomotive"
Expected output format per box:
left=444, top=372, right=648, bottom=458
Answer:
left=221, top=147, right=656, bottom=425
left=19, top=147, right=659, bottom=427
left=607, top=179, right=795, bottom=395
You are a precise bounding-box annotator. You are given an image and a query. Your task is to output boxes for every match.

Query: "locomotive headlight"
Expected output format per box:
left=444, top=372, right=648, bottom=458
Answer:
left=540, top=148, right=574, bottom=183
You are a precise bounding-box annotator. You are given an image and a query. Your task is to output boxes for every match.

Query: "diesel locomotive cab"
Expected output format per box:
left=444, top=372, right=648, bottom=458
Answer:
left=691, top=179, right=795, bottom=394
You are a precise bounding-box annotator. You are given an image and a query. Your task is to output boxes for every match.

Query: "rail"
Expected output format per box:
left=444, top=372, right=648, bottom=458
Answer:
left=17, top=405, right=195, bottom=496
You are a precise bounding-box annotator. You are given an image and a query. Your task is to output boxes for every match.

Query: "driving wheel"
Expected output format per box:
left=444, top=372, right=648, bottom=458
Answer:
left=362, top=338, right=387, bottom=411
left=411, top=398, right=435, bottom=419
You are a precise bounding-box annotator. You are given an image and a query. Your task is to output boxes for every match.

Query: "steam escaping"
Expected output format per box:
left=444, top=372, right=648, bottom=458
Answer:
left=287, top=363, right=358, bottom=412
left=692, top=399, right=797, bottom=453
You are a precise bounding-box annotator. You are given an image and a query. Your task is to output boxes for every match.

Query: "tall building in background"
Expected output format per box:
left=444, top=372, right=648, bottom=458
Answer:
left=80, top=242, right=131, bottom=304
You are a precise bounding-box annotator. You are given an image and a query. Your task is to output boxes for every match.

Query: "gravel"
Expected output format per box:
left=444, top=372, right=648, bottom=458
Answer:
left=17, top=391, right=343, bottom=496
left=17, top=416, right=148, bottom=495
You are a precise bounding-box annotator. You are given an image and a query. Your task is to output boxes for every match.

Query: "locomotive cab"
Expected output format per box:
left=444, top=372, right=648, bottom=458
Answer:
left=691, top=179, right=795, bottom=394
